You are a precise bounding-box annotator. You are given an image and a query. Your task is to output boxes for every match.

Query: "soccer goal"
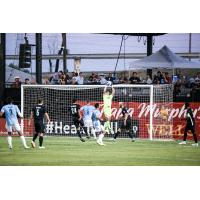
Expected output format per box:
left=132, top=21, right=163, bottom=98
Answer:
left=21, top=84, right=173, bottom=140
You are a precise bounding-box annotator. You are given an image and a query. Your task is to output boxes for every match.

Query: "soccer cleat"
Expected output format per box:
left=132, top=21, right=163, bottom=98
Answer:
left=39, top=146, right=45, bottom=149
left=31, top=141, right=36, bottom=148
left=192, top=143, right=198, bottom=147
left=131, top=139, right=135, bottom=142
left=97, top=140, right=106, bottom=146
left=80, top=138, right=85, bottom=142
left=112, top=138, right=116, bottom=142
left=86, top=136, right=90, bottom=139
left=179, top=141, right=186, bottom=145
left=97, top=140, right=102, bottom=145
left=24, top=146, right=30, bottom=149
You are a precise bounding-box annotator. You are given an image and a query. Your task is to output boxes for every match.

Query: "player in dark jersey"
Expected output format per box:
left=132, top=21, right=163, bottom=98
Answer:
left=113, top=102, right=135, bottom=142
left=69, top=98, right=88, bottom=142
left=28, top=99, right=50, bottom=149
left=179, top=102, right=198, bottom=146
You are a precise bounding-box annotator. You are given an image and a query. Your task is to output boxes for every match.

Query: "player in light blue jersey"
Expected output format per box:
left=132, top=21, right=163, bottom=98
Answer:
left=0, top=97, right=29, bottom=149
left=92, top=103, right=105, bottom=146
left=80, top=100, right=96, bottom=139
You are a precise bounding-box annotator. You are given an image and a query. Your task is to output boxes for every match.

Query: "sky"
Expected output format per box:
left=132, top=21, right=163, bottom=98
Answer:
left=5, top=33, right=200, bottom=73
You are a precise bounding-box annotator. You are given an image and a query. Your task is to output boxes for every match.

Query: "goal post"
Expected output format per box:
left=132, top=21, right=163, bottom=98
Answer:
left=21, top=84, right=173, bottom=140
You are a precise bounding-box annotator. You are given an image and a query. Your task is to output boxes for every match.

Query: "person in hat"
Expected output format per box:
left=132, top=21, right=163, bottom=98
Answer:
left=11, top=76, right=22, bottom=88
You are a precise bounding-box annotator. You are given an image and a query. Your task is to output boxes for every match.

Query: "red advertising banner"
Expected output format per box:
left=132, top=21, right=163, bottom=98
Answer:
left=0, top=102, right=199, bottom=140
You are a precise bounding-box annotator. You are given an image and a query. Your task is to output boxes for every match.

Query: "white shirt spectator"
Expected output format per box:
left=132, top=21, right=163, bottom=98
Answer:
left=189, top=78, right=195, bottom=83
left=100, top=76, right=107, bottom=85
left=72, top=76, right=78, bottom=82
left=77, top=75, right=84, bottom=85
left=146, top=78, right=152, bottom=84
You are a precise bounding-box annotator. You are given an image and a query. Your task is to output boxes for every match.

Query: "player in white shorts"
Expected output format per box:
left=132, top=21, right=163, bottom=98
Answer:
left=92, top=103, right=105, bottom=146
left=81, top=100, right=96, bottom=139
left=0, top=97, right=29, bottom=149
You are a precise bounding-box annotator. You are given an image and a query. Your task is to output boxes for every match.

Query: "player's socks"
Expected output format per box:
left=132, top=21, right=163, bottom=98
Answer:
left=39, top=136, right=44, bottom=147
left=114, top=131, right=120, bottom=139
left=20, top=136, right=29, bottom=148
left=98, top=133, right=104, bottom=143
left=183, top=132, right=187, bottom=141
left=83, top=127, right=90, bottom=138
left=91, top=128, right=97, bottom=139
left=77, top=130, right=82, bottom=139
left=7, top=136, right=12, bottom=149
left=127, top=131, right=134, bottom=140
left=193, top=133, right=198, bottom=143
left=104, top=121, right=111, bottom=133
left=33, top=133, right=38, bottom=142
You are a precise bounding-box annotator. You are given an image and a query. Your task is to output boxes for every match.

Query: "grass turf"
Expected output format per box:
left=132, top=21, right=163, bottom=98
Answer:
left=0, top=136, right=200, bottom=166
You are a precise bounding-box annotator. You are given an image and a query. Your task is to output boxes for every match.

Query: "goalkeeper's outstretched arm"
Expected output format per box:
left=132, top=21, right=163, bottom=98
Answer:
left=103, top=85, right=107, bottom=94
left=111, top=86, right=115, bottom=96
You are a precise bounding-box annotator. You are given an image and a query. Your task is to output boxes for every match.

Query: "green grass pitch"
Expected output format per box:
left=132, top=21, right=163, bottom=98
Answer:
left=0, top=136, right=200, bottom=166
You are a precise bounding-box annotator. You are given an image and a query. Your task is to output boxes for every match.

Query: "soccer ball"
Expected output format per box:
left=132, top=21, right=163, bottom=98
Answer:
left=106, top=81, right=112, bottom=87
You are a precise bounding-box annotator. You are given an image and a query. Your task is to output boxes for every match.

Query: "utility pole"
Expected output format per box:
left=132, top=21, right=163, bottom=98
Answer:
left=36, top=33, right=42, bottom=84
left=189, top=33, right=192, bottom=61
left=0, top=33, right=6, bottom=104
left=62, top=33, right=67, bottom=73
left=147, top=34, right=153, bottom=78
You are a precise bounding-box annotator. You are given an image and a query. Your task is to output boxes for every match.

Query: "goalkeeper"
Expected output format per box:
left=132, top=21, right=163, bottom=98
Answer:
left=103, top=83, right=115, bottom=134
left=113, top=102, right=135, bottom=142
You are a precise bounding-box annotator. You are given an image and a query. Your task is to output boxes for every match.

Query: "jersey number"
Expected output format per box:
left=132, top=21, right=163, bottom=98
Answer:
left=71, top=107, right=77, bottom=114
left=9, top=109, right=13, bottom=116
left=36, top=108, right=40, bottom=116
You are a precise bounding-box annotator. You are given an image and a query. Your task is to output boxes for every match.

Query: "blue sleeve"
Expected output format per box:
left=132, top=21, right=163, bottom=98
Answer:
left=0, top=106, right=5, bottom=113
left=15, top=105, right=21, bottom=114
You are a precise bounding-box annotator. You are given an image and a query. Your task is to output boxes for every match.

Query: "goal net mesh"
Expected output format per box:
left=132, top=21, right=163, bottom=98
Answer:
left=22, top=84, right=173, bottom=140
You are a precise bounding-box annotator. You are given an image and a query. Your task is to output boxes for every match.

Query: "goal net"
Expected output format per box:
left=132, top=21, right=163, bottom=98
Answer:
left=21, top=84, right=173, bottom=140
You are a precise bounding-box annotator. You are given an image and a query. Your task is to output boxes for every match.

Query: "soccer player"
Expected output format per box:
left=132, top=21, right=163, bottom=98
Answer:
left=28, top=99, right=50, bottom=149
left=103, top=84, right=115, bottom=134
left=92, top=103, right=106, bottom=146
left=179, top=102, right=198, bottom=146
left=113, top=102, right=135, bottom=142
left=69, top=98, right=87, bottom=142
left=81, top=100, right=96, bottom=139
left=0, top=97, right=29, bottom=149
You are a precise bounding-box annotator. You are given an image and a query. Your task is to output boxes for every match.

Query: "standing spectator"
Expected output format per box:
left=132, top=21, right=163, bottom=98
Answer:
left=25, top=78, right=30, bottom=84
left=59, top=73, right=67, bottom=85
left=11, top=76, right=22, bottom=88
left=64, top=73, right=71, bottom=84
left=195, top=72, right=200, bottom=82
left=99, top=75, right=107, bottom=85
left=121, top=77, right=129, bottom=84
left=173, top=79, right=182, bottom=101
left=77, top=72, right=84, bottom=85
left=50, top=73, right=59, bottom=84
left=189, top=77, right=195, bottom=88
left=153, top=71, right=165, bottom=84
left=105, top=73, right=114, bottom=83
left=164, top=72, right=172, bottom=84
left=143, top=75, right=152, bottom=84
left=129, top=72, right=141, bottom=84
left=72, top=72, right=78, bottom=85
left=88, top=72, right=98, bottom=83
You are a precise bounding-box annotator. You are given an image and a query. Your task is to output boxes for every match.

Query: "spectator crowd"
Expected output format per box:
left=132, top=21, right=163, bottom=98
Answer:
left=9, top=70, right=200, bottom=101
